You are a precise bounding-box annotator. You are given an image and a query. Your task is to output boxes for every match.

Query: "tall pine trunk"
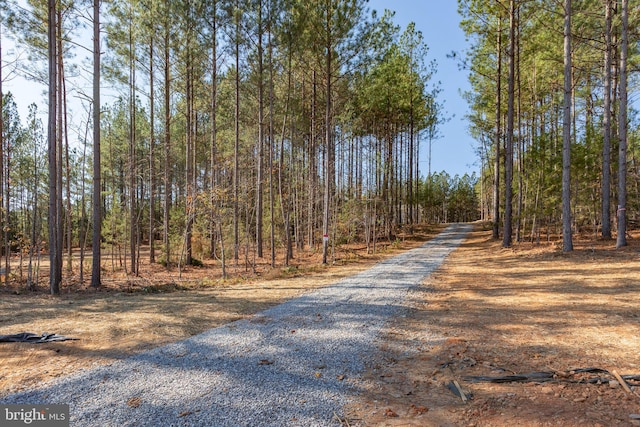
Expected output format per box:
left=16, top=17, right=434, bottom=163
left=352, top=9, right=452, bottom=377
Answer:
left=492, top=18, right=502, bottom=240
left=308, top=71, right=317, bottom=251
left=129, top=12, right=138, bottom=274
left=209, top=0, right=218, bottom=259
left=255, top=0, right=264, bottom=258
left=322, top=20, right=332, bottom=265
left=616, top=0, right=628, bottom=248
left=149, top=38, right=156, bottom=264
left=515, top=7, right=523, bottom=242
left=561, top=0, right=573, bottom=252
left=601, top=0, right=612, bottom=239
left=233, top=0, right=240, bottom=262
left=91, top=0, right=101, bottom=287
left=502, top=0, right=516, bottom=248
left=185, top=30, right=194, bottom=266
left=0, top=24, right=5, bottom=280
left=268, top=15, right=276, bottom=267
left=48, top=0, right=61, bottom=293
left=63, top=71, right=72, bottom=273
left=163, top=6, right=171, bottom=268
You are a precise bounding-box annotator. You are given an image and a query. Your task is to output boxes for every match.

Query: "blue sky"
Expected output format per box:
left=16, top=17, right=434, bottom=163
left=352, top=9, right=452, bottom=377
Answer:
left=5, top=0, right=478, bottom=178
left=367, top=0, right=478, bottom=178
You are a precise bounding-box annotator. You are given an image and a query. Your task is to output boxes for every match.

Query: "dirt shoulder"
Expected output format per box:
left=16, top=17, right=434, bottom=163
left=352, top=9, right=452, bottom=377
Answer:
left=348, top=225, right=640, bottom=426
left=0, top=225, right=445, bottom=399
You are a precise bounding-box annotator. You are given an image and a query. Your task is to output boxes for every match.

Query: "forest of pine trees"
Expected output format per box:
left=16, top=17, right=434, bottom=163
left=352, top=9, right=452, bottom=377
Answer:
left=0, top=0, right=480, bottom=294
left=7, top=0, right=635, bottom=295
left=461, top=0, right=639, bottom=247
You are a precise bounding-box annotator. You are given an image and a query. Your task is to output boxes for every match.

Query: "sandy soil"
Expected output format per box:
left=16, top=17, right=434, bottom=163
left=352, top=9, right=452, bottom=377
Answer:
left=348, top=225, right=640, bottom=426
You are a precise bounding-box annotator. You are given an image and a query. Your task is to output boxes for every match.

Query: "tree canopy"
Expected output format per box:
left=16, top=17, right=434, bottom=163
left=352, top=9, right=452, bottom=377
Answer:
left=460, top=0, right=639, bottom=247
left=0, top=0, right=462, bottom=292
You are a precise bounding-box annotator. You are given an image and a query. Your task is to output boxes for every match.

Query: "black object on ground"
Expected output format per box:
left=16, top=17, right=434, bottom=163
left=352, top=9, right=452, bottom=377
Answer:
left=464, top=368, right=640, bottom=385
left=0, top=332, right=79, bottom=343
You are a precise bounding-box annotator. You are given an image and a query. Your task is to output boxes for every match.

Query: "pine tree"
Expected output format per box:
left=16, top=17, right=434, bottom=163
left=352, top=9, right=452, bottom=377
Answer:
left=91, top=0, right=102, bottom=288
left=47, top=0, right=61, bottom=293
left=616, top=0, right=629, bottom=248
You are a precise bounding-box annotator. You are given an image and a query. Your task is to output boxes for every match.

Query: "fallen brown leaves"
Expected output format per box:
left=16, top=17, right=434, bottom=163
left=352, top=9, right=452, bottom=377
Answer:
left=126, top=397, right=142, bottom=408
left=384, top=408, right=398, bottom=417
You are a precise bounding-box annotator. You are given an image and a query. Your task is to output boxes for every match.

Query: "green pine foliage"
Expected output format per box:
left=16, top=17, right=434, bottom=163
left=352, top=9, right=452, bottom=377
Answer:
left=460, top=0, right=640, bottom=241
left=1, top=0, right=474, bottom=283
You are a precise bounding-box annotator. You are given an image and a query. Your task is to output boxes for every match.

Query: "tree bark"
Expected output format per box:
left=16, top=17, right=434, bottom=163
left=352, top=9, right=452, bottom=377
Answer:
left=63, top=71, right=72, bottom=273
left=322, top=5, right=332, bottom=265
left=256, top=0, right=264, bottom=259
left=502, top=0, right=515, bottom=248
left=91, top=0, right=102, bottom=288
left=616, top=0, right=628, bottom=248
left=601, top=0, right=612, bottom=239
left=56, top=7, right=64, bottom=283
left=129, top=12, right=138, bottom=274
left=163, top=4, right=171, bottom=268
left=268, top=11, right=276, bottom=268
left=515, top=6, right=523, bottom=242
left=0, top=24, right=5, bottom=280
left=493, top=18, right=502, bottom=240
left=79, top=109, right=90, bottom=284
left=48, top=0, right=61, bottom=294
left=185, top=18, right=194, bottom=266
left=309, top=70, right=317, bottom=251
left=209, top=0, right=218, bottom=258
left=149, top=38, right=156, bottom=264
left=561, top=0, right=573, bottom=252
left=233, top=0, right=240, bottom=262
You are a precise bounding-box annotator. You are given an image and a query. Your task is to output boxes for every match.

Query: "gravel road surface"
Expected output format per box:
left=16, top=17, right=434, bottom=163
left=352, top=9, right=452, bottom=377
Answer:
left=1, top=224, right=471, bottom=426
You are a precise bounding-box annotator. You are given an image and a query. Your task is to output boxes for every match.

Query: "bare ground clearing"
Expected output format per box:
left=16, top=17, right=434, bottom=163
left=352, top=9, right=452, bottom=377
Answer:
left=348, top=225, right=640, bottom=426
left=0, top=225, right=445, bottom=399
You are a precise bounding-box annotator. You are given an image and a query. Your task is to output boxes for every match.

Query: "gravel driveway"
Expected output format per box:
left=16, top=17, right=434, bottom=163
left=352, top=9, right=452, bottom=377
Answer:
left=1, top=224, right=471, bottom=426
